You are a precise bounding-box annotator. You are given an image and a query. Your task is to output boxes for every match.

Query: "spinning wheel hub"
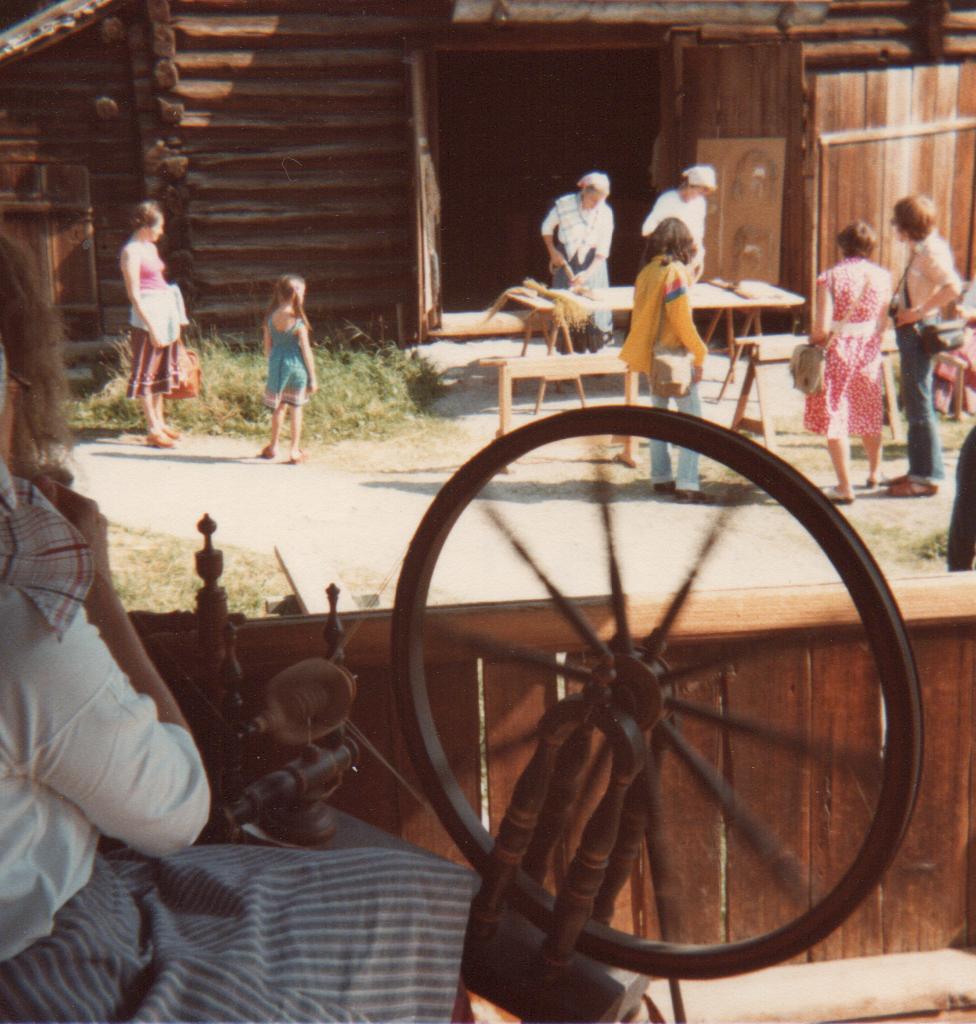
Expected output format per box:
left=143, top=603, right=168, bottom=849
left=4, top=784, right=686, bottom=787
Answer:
left=609, top=653, right=665, bottom=730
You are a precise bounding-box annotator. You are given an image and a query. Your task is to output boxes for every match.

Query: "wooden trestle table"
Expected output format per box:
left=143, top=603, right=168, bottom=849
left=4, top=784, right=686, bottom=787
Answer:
left=499, top=281, right=806, bottom=369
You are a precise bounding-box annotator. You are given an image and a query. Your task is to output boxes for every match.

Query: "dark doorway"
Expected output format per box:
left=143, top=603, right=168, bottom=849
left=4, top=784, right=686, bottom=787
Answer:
left=436, top=48, right=660, bottom=311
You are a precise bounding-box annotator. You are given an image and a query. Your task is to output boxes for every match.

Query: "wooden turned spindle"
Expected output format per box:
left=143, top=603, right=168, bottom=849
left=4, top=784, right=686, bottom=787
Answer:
left=522, top=721, right=595, bottom=884
left=219, top=623, right=245, bottom=804
left=323, top=583, right=345, bottom=663
left=592, top=769, right=648, bottom=924
left=469, top=700, right=587, bottom=940
left=195, top=513, right=228, bottom=685
left=541, top=708, right=645, bottom=973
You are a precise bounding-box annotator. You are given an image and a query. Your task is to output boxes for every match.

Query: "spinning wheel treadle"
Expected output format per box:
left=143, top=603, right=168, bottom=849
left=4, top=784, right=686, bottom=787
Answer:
left=391, top=406, right=922, bottom=981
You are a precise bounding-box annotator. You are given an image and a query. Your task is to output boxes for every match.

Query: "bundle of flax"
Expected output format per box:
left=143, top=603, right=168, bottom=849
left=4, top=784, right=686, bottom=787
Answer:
left=480, top=278, right=593, bottom=331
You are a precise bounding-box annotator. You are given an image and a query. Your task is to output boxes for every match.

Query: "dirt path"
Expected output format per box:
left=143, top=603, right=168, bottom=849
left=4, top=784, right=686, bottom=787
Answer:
left=69, top=339, right=960, bottom=609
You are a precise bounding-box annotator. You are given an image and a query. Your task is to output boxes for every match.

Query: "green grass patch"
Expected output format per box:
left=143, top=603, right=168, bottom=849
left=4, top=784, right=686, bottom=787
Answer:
left=110, top=523, right=287, bottom=617
left=71, top=331, right=445, bottom=443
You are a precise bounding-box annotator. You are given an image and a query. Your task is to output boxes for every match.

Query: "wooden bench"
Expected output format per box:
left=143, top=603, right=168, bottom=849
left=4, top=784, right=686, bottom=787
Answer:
left=479, top=353, right=639, bottom=465
left=274, top=541, right=376, bottom=614
left=729, top=332, right=902, bottom=452
left=427, top=308, right=548, bottom=350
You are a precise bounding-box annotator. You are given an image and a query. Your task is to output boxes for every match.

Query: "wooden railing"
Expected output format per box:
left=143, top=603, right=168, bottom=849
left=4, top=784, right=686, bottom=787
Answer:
left=226, top=573, right=976, bottom=962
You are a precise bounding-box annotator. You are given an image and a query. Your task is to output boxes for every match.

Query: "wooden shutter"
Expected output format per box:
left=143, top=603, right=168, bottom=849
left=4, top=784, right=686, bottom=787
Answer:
left=0, top=163, right=99, bottom=339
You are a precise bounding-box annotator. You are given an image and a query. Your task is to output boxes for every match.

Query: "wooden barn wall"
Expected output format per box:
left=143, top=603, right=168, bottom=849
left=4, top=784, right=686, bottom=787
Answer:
left=810, top=61, right=976, bottom=300
left=672, top=42, right=807, bottom=298
left=0, top=12, right=145, bottom=335
left=167, top=0, right=416, bottom=337
left=698, top=0, right=926, bottom=68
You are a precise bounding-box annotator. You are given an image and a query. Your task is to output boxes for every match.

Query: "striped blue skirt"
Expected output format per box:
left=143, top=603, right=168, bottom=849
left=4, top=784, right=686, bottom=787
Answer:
left=0, top=844, right=476, bottom=1022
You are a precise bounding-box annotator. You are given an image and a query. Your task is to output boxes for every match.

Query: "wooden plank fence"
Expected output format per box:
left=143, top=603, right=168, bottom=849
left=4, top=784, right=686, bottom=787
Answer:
left=224, top=573, right=976, bottom=962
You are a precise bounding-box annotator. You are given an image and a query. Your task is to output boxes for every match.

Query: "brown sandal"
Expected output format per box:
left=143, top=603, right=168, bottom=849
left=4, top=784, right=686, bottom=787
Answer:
left=146, top=432, right=175, bottom=449
left=287, top=450, right=307, bottom=465
left=258, top=445, right=277, bottom=460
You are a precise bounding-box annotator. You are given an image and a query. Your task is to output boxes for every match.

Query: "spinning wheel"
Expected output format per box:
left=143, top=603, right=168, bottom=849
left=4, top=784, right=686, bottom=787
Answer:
left=391, top=406, right=922, bottom=982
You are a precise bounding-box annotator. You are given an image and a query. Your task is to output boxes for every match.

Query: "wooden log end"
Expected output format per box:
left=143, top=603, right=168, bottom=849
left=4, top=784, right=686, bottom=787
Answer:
left=160, top=156, right=189, bottom=181
left=147, top=0, right=172, bottom=22
left=153, top=58, right=179, bottom=91
left=94, top=96, right=120, bottom=120
left=157, top=97, right=184, bottom=125
left=152, top=23, right=176, bottom=60
left=100, top=16, right=126, bottom=45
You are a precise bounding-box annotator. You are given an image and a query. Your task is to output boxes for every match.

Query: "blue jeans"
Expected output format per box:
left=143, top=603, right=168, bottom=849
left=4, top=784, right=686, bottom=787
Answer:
left=948, top=425, right=976, bottom=570
left=651, top=384, right=701, bottom=491
left=896, top=322, right=945, bottom=483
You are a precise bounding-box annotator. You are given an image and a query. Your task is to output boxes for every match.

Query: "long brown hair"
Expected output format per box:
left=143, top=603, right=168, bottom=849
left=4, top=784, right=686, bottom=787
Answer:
left=0, top=233, right=72, bottom=480
left=638, top=217, right=697, bottom=271
left=267, top=274, right=311, bottom=331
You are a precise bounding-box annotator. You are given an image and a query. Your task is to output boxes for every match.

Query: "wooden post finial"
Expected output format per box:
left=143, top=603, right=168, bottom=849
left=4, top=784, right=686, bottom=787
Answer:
left=324, top=582, right=345, bottom=663
left=195, top=514, right=228, bottom=688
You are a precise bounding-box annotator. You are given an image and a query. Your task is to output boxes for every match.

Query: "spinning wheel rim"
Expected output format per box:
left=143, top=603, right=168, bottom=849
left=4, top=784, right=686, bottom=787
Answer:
left=392, top=406, right=922, bottom=979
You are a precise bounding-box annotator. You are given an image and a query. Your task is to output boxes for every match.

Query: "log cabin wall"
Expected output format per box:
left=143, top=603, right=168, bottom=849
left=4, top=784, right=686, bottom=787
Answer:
left=167, top=0, right=416, bottom=336
left=220, top=573, right=976, bottom=962
left=0, top=6, right=146, bottom=336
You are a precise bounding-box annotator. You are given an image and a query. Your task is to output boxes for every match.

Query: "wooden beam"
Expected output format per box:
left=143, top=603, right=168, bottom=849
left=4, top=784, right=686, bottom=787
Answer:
left=820, top=116, right=976, bottom=147
left=171, top=14, right=441, bottom=41
left=174, top=47, right=403, bottom=74
left=231, top=573, right=976, bottom=673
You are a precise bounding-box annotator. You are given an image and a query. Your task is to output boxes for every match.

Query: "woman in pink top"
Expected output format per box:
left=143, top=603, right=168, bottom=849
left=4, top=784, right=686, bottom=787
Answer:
left=120, top=201, right=189, bottom=448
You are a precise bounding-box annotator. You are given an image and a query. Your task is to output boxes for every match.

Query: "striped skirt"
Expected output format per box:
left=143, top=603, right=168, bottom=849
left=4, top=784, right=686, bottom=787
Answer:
left=125, top=328, right=180, bottom=399
left=0, top=844, right=476, bottom=1023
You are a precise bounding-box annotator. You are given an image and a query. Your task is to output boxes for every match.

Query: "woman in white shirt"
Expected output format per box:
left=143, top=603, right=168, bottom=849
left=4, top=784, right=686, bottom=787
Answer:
left=541, top=171, right=615, bottom=351
left=0, top=233, right=475, bottom=1022
left=641, top=164, right=717, bottom=282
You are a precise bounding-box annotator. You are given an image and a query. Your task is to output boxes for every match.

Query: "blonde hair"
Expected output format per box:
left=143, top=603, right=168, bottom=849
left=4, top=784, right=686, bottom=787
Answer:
left=0, top=233, right=73, bottom=480
left=267, top=274, right=311, bottom=331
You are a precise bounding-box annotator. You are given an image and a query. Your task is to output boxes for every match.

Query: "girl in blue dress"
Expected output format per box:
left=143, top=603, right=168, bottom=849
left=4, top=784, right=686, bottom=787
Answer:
left=259, top=275, right=318, bottom=464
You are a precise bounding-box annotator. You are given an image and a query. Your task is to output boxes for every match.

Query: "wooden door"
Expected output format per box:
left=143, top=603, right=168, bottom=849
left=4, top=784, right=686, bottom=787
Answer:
left=670, top=41, right=806, bottom=295
left=409, top=50, right=442, bottom=340
left=0, top=163, right=99, bottom=339
left=812, top=63, right=976, bottom=295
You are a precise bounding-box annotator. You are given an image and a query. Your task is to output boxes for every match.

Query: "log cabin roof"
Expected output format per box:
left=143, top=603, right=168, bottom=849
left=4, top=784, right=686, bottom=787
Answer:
left=0, top=0, right=120, bottom=66
left=451, top=0, right=832, bottom=27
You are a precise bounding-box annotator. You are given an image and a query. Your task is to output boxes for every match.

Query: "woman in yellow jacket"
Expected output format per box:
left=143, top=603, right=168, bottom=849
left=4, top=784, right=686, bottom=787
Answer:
left=620, top=217, right=709, bottom=503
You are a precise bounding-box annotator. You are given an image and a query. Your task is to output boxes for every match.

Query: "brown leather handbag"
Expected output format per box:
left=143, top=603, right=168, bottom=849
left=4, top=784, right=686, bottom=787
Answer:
left=169, top=342, right=201, bottom=400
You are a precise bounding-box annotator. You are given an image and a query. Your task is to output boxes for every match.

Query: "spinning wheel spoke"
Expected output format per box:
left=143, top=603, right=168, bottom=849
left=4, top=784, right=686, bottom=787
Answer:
left=594, top=470, right=633, bottom=655
left=393, top=407, right=922, bottom=980
left=484, top=504, right=613, bottom=660
left=433, top=626, right=596, bottom=685
left=659, top=718, right=806, bottom=900
left=645, top=507, right=735, bottom=660
left=664, top=695, right=881, bottom=776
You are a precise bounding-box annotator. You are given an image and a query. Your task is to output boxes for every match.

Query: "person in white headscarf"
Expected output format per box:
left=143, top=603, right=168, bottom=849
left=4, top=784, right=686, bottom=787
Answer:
left=541, top=171, right=615, bottom=351
left=641, top=165, right=717, bottom=281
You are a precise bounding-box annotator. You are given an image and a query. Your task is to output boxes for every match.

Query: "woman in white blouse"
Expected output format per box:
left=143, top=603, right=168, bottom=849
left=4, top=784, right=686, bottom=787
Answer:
left=541, top=171, right=615, bottom=351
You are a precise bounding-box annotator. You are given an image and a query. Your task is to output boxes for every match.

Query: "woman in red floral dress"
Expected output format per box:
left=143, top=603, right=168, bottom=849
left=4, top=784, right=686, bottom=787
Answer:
left=804, top=221, right=892, bottom=504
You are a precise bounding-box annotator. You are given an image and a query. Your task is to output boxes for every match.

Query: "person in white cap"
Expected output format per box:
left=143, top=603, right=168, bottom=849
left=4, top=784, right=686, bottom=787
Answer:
left=540, top=171, right=615, bottom=351
left=640, top=165, right=717, bottom=281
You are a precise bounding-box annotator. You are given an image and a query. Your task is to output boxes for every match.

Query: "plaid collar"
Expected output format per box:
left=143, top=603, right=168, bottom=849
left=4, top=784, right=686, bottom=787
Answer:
left=0, top=458, right=93, bottom=638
